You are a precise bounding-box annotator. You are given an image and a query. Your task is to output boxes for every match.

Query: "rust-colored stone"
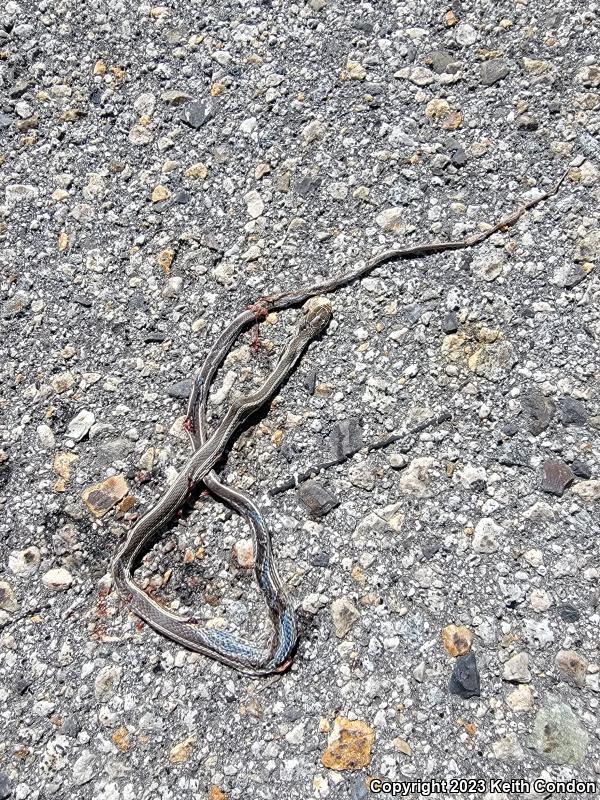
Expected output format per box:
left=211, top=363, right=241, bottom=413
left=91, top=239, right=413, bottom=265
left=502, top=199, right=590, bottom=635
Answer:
left=442, top=624, right=474, bottom=657
left=82, top=475, right=129, bottom=518
left=321, top=717, right=375, bottom=771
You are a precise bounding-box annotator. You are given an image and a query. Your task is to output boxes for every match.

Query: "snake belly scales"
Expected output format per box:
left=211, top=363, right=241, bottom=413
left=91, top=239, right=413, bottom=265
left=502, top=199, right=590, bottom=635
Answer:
left=111, top=169, right=569, bottom=674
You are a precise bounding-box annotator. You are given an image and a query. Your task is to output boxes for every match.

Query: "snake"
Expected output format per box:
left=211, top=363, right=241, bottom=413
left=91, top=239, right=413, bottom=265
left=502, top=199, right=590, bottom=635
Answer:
left=111, top=298, right=332, bottom=673
left=111, top=167, right=569, bottom=674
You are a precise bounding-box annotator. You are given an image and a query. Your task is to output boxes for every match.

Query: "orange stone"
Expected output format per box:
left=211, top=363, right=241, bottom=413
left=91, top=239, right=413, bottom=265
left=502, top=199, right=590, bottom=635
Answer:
left=157, top=248, right=176, bottom=274
left=208, top=787, right=228, bottom=800
left=82, top=475, right=129, bottom=518
left=321, top=717, right=375, bottom=771
left=112, top=727, right=130, bottom=752
left=442, top=624, right=474, bottom=657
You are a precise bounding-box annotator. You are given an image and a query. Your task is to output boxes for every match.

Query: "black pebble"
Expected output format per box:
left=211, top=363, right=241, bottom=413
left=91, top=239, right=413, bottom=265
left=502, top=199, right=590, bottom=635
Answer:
left=330, top=417, right=363, bottom=459
left=450, top=147, right=467, bottom=167
left=441, top=311, right=459, bottom=334
left=557, top=603, right=580, bottom=623
left=166, top=378, right=193, bottom=399
left=501, top=420, right=519, bottom=437
left=449, top=652, right=481, bottom=699
left=310, top=551, right=330, bottom=568
left=559, top=396, right=588, bottom=425
left=571, top=459, right=592, bottom=479
left=180, top=99, right=216, bottom=129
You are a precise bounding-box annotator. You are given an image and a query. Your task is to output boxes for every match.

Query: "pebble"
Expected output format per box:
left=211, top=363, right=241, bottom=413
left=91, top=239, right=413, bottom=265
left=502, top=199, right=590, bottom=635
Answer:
left=541, top=459, right=574, bottom=496
left=161, top=89, right=193, bottom=106
left=42, top=567, right=73, bottom=591
left=480, top=60, right=510, bottom=86
left=297, top=480, right=340, bottom=517
left=0, top=581, right=18, bottom=612
left=330, top=418, right=363, bottom=459
left=9, top=546, right=41, bottom=575
left=492, top=733, right=524, bottom=762
left=574, top=228, right=600, bottom=261
left=301, top=120, right=326, bottom=144
left=448, top=652, right=481, bottom=698
left=398, top=457, right=435, bottom=496
left=441, top=311, right=459, bottom=333
left=5, top=184, right=38, bottom=204
left=571, top=480, right=600, bottom=501
left=558, top=395, right=588, bottom=425
left=557, top=602, right=580, bottom=623
left=37, top=423, right=56, bottom=449
left=455, top=23, right=478, bottom=45
left=521, top=390, right=555, bottom=435
left=321, top=717, right=374, bottom=771
left=554, top=649, right=588, bottom=688
left=169, top=735, right=196, bottom=764
left=232, top=539, right=254, bottom=569
left=441, top=624, right=473, bottom=657
left=375, top=207, right=405, bottom=233
left=163, top=276, right=183, bottom=297
left=472, top=517, right=502, bottom=553
left=506, top=684, right=533, bottom=712
left=530, top=700, right=589, bottom=764
left=409, top=67, right=434, bottom=86
left=331, top=597, right=360, bottom=638
left=82, top=475, right=129, bottom=517
left=473, top=252, right=504, bottom=281
left=181, top=99, right=216, bottom=129
left=94, top=664, right=123, bottom=701
left=244, top=189, right=264, bottom=219
left=72, top=751, right=96, bottom=785
left=66, top=410, right=95, bottom=441
left=571, top=459, right=592, bottom=479
left=166, top=378, right=193, bottom=399
left=0, top=775, right=14, bottom=800
left=503, top=652, right=531, bottom=683
left=2, top=290, right=30, bottom=318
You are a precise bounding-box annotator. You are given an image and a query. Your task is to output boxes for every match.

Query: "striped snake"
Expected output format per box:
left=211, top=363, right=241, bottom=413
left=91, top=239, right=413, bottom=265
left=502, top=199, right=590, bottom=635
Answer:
left=112, top=167, right=569, bottom=674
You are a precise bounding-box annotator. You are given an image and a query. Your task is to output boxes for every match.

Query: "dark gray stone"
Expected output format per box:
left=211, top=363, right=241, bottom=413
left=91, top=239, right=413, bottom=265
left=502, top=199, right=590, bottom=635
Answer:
left=166, top=378, right=193, bottom=399
left=427, top=49, right=459, bottom=74
left=501, top=420, right=519, bottom=437
left=517, top=113, right=539, bottom=130
left=571, top=459, right=592, bottom=479
left=297, top=480, right=340, bottom=518
left=558, top=396, right=588, bottom=425
left=557, top=603, right=580, bottom=623
left=295, top=175, right=322, bottom=198
left=450, top=147, right=467, bottom=167
left=480, top=60, right=510, bottom=86
left=330, top=418, right=363, bottom=459
left=449, top=652, right=481, bottom=699
left=180, top=99, right=216, bottom=129
left=310, top=551, right=330, bottom=567
left=441, top=311, right=459, bottom=333
left=521, top=390, right=555, bottom=435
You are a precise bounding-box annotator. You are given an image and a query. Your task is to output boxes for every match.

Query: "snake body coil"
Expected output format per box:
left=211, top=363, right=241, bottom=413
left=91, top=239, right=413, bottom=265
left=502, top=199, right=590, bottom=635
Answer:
left=111, top=300, right=331, bottom=674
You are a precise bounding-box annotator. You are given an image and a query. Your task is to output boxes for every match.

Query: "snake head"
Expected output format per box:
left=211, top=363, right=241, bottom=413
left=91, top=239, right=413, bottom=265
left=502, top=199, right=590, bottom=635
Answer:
left=300, top=297, right=332, bottom=335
